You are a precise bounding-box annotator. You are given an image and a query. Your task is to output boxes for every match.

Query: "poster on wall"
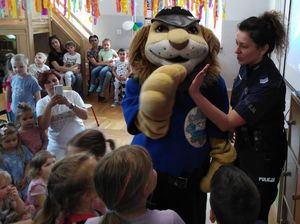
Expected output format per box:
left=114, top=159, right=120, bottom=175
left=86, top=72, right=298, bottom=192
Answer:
left=284, top=0, right=300, bottom=91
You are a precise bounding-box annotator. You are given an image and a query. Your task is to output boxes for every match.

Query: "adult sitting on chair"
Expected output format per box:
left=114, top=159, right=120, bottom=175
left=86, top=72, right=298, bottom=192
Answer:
left=87, top=35, right=113, bottom=102
left=48, top=35, right=83, bottom=97
left=36, top=70, right=87, bottom=160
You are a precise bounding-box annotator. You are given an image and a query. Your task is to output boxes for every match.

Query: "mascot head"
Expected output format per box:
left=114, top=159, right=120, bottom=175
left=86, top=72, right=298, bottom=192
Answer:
left=129, top=6, right=221, bottom=86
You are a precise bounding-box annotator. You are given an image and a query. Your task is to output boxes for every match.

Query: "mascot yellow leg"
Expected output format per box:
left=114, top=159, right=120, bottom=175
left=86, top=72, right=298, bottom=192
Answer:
left=200, top=138, right=237, bottom=192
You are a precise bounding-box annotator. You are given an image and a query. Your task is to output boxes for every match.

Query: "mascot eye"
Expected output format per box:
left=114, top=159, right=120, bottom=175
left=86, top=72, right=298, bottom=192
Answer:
left=155, top=25, right=169, bottom=33
left=187, top=26, right=198, bottom=34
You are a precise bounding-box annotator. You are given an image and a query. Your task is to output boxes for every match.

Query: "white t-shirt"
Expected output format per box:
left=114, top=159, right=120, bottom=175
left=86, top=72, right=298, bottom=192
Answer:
left=28, top=64, right=50, bottom=79
left=85, top=209, right=185, bottom=224
left=36, top=90, right=85, bottom=160
left=63, top=52, right=81, bottom=67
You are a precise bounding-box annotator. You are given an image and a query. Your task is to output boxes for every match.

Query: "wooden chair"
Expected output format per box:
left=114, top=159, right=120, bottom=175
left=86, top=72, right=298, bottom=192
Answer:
left=63, top=86, right=99, bottom=126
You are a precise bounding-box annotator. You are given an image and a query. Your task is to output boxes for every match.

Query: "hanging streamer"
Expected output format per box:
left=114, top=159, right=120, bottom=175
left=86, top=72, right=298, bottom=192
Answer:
left=153, top=0, right=158, bottom=16
left=67, top=0, right=71, bottom=18
left=143, top=0, right=147, bottom=16
left=0, top=0, right=5, bottom=9
left=94, top=0, right=100, bottom=17
left=41, top=1, right=48, bottom=15
left=72, top=0, right=76, bottom=13
left=63, top=0, right=66, bottom=16
left=131, top=0, right=134, bottom=16
left=86, top=0, right=91, bottom=13
left=116, top=0, right=121, bottom=13
left=222, top=0, right=226, bottom=20
left=11, top=0, right=17, bottom=17
left=35, top=0, right=41, bottom=12
left=120, top=0, right=128, bottom=14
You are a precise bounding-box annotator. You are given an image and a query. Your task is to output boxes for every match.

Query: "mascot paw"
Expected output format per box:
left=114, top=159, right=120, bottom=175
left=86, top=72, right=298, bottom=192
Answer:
left=200, top=160, right=222, bottom=193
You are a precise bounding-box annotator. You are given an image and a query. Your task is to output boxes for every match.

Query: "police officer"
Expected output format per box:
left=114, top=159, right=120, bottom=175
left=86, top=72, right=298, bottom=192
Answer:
left=189, top=11, right=288, bottom=223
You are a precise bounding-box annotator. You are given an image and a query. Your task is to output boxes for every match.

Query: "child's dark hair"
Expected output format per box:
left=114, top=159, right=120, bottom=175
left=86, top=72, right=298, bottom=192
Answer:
left=65, top=40, right=76, bottom=48
left=34, top=153, right=96, bottom=224
left=102, top=38, right=111, bottom=44
left=210, top=165, right=260, bottom=224
left=15, top=102, right=34, bottom=124
left=67, top=129, right=115, bottom=158
left=238, top=10, right=287, bottom=56
left=117, top=48, right=126, bottom=54
left=94, top=145, right=153, bottom=224
left=29, top=151, right=55, bottom=180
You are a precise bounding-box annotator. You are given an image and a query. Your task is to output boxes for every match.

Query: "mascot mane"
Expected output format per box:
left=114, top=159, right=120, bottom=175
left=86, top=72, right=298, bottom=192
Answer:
left=129, top=24, right=222, bottom=87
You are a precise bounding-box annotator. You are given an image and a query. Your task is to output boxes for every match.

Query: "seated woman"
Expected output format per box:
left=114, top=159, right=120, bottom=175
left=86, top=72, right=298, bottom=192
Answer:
left=36, top=70, right=88, bottom=160
left=48, top=35, right=83, bottom=97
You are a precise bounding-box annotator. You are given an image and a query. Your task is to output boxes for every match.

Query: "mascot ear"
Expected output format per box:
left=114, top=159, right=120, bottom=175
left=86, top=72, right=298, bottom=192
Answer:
left=129, top=25, right=157, bottom=84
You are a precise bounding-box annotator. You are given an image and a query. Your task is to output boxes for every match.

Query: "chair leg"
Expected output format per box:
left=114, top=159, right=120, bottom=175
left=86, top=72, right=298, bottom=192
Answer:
left=90, top=106, right=99, bottom=127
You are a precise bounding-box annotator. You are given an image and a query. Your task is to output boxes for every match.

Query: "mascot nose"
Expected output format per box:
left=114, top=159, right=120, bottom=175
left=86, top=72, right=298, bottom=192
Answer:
left=168, top=29, right=189, bottom=50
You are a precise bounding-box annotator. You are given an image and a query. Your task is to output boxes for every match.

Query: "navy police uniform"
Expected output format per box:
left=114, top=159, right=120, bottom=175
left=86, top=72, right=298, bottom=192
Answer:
left=231, top=56, right=287, bottom=222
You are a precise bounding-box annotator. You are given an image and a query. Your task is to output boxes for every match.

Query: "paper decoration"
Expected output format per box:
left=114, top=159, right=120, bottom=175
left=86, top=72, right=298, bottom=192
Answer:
left=122, top=20, right=134, bottom=30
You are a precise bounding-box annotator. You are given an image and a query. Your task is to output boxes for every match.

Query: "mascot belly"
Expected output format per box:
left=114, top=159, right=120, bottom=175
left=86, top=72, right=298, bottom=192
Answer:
left=122, top=6, right=236, bottom=216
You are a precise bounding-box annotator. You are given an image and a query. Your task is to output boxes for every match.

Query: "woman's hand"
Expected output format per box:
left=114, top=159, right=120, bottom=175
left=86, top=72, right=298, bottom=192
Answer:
left=189, top=64, right=210, bottom=97
left=49, top=95, right=69, bottom=107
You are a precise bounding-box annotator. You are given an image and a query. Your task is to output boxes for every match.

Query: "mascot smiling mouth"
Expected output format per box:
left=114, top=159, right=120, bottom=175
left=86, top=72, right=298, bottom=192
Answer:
left=145, top=8, right=210, bottom=74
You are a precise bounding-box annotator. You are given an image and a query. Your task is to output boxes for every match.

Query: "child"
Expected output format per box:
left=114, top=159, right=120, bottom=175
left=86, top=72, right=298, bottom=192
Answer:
left=210, top=165, right=260, bottom=224
left=67, top=129, right=115, bottom=158
left=0, top=170, right=26, bottom=223
left=28, top=52, right=50, bottom=80
left=63, top=41, right=81, bottom=87
left=9, top=54, right=41, bottom=120
left=88, top=38, right=117, bottom=100
left=26, top=151, right=56, bottom=213
left=2, top=53, right=15, bottom=122
left=34, top=153, right=98, bottom=224
left=16, top=103, right=48, bottom=155
left=0, top=123, right=33, bottom=200
left=85, top=145, right=185, bottom=224
left=111, top=48, right=132, bottom=107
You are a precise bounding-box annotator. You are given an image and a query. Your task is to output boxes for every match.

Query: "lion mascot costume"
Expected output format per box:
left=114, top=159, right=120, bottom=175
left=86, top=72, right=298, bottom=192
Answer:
left=122, top=6, right=236, bottom=224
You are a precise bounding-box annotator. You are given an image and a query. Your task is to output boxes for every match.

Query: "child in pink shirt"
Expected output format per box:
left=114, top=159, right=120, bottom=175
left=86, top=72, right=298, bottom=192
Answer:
left=16, top=103, right=48, bottom=155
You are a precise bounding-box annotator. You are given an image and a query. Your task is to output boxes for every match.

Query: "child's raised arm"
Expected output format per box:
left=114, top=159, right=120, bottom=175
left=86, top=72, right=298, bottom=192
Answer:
left=9, top=185, right=26, bottom=215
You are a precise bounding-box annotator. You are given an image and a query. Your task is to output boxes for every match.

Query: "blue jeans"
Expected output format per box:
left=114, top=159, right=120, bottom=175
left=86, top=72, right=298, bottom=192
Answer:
left=98, top=66, right=112, bottom=94
left=90, top=66, right=103, bottom=85
left=72, top=73, right=83, bottom=97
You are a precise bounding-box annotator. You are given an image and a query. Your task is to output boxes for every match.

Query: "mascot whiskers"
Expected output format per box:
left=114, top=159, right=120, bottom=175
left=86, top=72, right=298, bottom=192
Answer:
left=122, top=6, right=236, bottom=224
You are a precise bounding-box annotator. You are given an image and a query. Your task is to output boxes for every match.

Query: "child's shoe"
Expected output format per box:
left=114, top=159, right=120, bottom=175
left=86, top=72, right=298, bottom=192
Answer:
left=96, top=85, right=102, bottom=93
left=111, top=101, right=119, bottom=107
left=88, top=84, right=96, bottom=92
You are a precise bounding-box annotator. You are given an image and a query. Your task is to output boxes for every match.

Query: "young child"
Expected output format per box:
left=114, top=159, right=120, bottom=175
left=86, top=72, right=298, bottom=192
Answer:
left=0, top=123, right=33, bottom=200
left=210, top=165, right=260, bottom=224
left=111, top=48, right=132, bottom=107
left=63, top=41, right=81, bottom=87
left=16, top=103, right=48, bottom=155
left=34, top=153, right=98, bottom=224
left=0, top=170, right=27, bottom=223
left=9, top=54, right=41, bottom=121
left=67, top=129, right=115, bottom=158
left=26, top=151, right=56, bottom=213
left=28, top=52, right=50, bottom=80
left=85, top=145, right=185, bottom=224
left=88, top=38, right=117, bottom=98
left=2, top=53, right=15, bottom=122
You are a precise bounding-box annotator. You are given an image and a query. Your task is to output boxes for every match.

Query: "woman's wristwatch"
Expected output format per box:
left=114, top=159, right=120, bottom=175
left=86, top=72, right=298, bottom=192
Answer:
left=69, top=103, right=76, bottom=110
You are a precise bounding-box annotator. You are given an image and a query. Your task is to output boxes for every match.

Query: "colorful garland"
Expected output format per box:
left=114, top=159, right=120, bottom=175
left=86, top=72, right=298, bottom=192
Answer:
left=0, top=0, right=224, bottom=28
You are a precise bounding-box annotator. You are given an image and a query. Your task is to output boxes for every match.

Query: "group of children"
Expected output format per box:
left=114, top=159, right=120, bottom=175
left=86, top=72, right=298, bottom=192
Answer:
left=0, top=121, right=261, bottom=223
left=87, top=38, right=132, bottom=107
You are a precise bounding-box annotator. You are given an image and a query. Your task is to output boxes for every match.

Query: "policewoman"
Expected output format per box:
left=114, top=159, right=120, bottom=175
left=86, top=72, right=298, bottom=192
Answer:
left=189, top=11, right=287, bottom=223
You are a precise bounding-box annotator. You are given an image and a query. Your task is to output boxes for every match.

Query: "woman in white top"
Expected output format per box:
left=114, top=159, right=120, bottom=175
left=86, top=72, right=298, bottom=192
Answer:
left=36, top=70, right=88, bottom=160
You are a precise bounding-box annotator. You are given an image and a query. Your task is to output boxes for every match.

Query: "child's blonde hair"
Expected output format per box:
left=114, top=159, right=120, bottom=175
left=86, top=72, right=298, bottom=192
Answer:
left=67, top=129, right=115, bottom=158
left=94, top=145, right=153, bottom=224
left=15, top=102, right=34, bottom=125
left=0, top=170, right=12, bottom=185
left=11, top=54, right=29, bottom=66
left=34, top=153, right=96, bottom=224
left=35, top=52, right=48, bottom=62
left=29, top=151, right=55, bottom=180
